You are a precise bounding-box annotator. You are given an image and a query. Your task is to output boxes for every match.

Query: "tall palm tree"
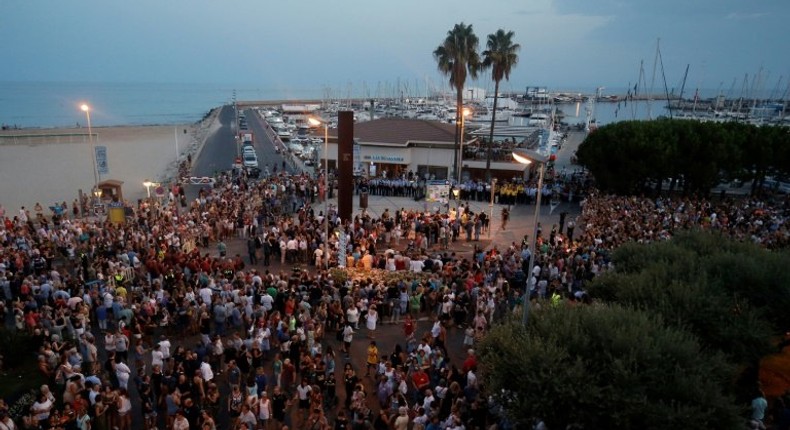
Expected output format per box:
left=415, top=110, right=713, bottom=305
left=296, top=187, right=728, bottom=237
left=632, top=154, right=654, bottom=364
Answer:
left=482, top=29, right=520, bottom=181
left=434, top=23, right=481, bottom=182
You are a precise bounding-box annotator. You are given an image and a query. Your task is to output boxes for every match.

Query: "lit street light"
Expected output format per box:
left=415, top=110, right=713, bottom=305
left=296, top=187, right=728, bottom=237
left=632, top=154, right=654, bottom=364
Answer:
left=308, top=117, right=330, bottom=270
left=80, top=104, right=99, bottom=194
left=143, top=179, right=155, bottom=199
left=512, top=149, right=549, bottom=326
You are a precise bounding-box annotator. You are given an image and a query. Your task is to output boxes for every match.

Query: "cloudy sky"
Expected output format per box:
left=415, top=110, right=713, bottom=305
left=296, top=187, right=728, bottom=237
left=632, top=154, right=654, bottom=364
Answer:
left=2, top=0, right=788, bottom=96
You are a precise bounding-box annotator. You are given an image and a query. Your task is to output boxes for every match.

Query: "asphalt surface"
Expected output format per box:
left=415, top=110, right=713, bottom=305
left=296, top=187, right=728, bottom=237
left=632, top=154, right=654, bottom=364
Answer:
left=244, top=108, right=299, bottom=176
left=192, top=105, right=237, bottom=178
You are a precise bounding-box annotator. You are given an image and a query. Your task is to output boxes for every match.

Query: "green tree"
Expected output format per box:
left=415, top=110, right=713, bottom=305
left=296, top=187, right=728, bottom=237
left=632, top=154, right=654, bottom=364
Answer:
left=479, top=306, right=743, bottom=429
left=434, top=23, right=481, bottom=181
left=576, top=120, right=790, bottom=196
left=588, top=230, right=790, bottom=397
left=481, top=29, right=520, bottom=181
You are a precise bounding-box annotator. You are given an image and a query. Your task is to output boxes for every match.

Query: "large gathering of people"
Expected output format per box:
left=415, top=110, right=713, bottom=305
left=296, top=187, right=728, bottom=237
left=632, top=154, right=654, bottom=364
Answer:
left=2, top=146, right=790, bottom=430
left=0, top=165, right=546, bottom=430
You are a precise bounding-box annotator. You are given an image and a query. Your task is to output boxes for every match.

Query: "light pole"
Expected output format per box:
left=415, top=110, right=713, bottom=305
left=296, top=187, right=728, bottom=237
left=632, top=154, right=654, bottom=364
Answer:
left=80, top=104, right=99, bottom=194
left=512, top=149, right=549, bottom=326
left=309, top=117, right=330, bottom=270
left=457, top=107, right=471, bottom=185
left=143, top=180, right=154, bottom=199
left=488, top=178, right=497, bottom=238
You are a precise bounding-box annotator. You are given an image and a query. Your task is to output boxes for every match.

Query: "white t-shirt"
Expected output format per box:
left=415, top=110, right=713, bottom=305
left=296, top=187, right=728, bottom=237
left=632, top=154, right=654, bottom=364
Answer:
left=260, top=294, right=274, bottom=311
left=33, top=399, right=52, bottom=421
left=159, top=339, right=171, bottom=358
left=200, top=361, right=214, bottom=382
left=151, top=350, right=164, bottom=368
left=296, top=384, right=312, bottom=400
left=346, top=307, right=359, bottom=323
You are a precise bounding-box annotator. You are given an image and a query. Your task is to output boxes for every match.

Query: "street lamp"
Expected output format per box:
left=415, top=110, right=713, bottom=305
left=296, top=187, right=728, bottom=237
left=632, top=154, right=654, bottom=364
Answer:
left=308, top=117, right=330, bottom=270
left=452, top=187, right=460, bottom=213
left=80, top=104, right=99, bottom=193
left=488, top=178, right=497, bottom=238
left=143, top=180, right=154, bottom=198
left=512, top=149, right=549, bottom=326
left=457, top=107, right=472, bottom=184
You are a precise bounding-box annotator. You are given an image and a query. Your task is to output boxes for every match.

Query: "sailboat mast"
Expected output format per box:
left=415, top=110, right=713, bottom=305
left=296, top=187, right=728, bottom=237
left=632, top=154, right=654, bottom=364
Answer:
left=657, top=41, right=673, bottom=119
left=678, top=64, right=690, bottom=105
left=648, top=38, right=660, bottom=120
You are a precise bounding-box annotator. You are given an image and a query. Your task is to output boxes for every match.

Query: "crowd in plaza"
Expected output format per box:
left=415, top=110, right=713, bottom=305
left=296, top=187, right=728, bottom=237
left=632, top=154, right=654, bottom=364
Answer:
left=2, top=155, right=790, bottom=430
left=0, top=167, right=536, bottom=430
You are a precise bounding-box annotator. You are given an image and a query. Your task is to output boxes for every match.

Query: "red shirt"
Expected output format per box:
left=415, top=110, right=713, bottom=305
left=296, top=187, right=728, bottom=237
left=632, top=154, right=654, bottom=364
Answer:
left=463, top=356, right=477, bottom=373
left=412, top=371, right=429, bottom=389
left=403, top=320, right=415, bottom=337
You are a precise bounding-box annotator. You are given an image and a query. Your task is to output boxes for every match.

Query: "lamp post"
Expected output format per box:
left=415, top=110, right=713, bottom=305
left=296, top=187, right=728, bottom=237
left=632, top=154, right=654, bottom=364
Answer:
left=309, top=117, right=330, bottom=270
left=457, top=107, right=471, bottom=185
left=488, top=178, right=497, bottom=238
left=80, top=104, right=99, bottom=194
left=512, top=149, right=549, bottom=326
left=452, top=187, right=460, bottom=213
left=143, top=180, right=154, bottom=199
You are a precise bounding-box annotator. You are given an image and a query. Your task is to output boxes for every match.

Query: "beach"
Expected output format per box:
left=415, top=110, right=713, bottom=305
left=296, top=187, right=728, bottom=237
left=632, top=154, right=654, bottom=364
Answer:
left=0, top=109, right=219, bottom=214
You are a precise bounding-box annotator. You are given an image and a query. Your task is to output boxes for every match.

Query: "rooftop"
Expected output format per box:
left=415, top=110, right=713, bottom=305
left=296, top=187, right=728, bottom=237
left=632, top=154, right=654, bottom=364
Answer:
left=354, top=118, right=456, bottom=145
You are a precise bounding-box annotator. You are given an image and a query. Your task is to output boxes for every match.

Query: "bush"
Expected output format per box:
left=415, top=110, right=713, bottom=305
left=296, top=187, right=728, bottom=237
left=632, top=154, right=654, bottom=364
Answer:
left=479, top=306, right=743, bottom=429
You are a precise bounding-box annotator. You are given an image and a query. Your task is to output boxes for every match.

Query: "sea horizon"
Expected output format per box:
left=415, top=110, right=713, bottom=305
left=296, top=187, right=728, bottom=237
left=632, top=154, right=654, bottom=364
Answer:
left=0, top=80, right=741, bottom=129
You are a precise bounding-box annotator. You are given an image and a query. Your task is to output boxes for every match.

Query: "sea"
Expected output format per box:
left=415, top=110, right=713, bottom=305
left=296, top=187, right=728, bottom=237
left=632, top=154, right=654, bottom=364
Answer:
left=0, top=81, right=670, bottom=129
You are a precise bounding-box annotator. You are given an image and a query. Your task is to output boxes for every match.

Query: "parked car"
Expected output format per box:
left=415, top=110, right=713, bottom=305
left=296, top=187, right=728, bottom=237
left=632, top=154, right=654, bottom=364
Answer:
left=243, top=152, right=259, bottom=168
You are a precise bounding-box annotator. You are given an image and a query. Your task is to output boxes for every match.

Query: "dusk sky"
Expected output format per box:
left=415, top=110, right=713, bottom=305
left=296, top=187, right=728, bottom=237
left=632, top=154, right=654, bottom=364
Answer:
left=3, top=0, right=789, bottom=96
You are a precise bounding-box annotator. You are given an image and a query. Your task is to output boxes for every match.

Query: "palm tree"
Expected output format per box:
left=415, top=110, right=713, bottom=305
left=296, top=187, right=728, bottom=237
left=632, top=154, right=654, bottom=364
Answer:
left=482, top=29, right=520, bottom=181
left=434, top=23, right=481, bottom=182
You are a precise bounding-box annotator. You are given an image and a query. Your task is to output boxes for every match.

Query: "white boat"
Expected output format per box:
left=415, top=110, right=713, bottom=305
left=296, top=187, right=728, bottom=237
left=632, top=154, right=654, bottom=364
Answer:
left=528, top=113, right=550, bottom=127
left=470, top=106, right=512, bottom=123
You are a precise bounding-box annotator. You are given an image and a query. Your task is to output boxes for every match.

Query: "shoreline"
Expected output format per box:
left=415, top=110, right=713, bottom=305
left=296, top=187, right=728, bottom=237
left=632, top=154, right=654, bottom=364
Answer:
left=0, top=107, right=220, bottom=214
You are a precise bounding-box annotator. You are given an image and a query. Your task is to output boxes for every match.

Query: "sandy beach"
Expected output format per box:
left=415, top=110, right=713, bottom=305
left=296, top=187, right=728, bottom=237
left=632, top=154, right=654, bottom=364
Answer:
left=0, top=110, right=219, bottom=214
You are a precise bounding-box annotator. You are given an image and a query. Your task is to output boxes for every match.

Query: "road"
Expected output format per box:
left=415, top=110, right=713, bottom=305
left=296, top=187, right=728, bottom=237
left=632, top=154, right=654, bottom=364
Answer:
left=243, top=108, right=299, bottom=176
left=185, top=105, right=300, bottom=202
left=192, top=105, right=237, bottom=178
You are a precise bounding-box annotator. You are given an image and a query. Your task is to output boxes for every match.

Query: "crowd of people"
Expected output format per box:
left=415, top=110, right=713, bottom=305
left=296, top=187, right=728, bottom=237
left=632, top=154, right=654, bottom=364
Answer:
left=359, top=166, right=591, bottom=210
left=0, top=165, right=545, bottom=430
left=3, top=148, right=790, bottom=430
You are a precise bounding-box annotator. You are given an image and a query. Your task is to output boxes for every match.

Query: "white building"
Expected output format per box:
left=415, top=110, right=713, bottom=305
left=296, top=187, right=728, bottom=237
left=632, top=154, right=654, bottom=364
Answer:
left=317, top=118, right=529, bottom=181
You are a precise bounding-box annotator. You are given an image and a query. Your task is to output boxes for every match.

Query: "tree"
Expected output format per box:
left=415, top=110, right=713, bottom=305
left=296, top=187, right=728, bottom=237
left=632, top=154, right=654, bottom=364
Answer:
left=434, top=23, right=481, bottom=181
left=478, top=306, right=743, bottom=429
left=481, top=29, right=520, bottom=181
left=588, top=231, right=790, bottom=402
left=575, top=120, right=789, bottom=196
